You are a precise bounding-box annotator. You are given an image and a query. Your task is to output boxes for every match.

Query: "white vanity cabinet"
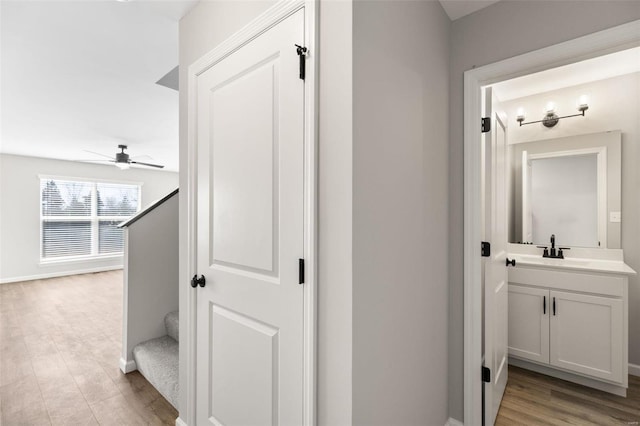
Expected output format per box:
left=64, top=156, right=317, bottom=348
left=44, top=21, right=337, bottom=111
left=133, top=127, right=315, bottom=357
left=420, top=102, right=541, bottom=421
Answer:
left=549, top=290, right=623, bottom=383
left=508, top=264, right=630, bottom=395
left=508, top=285, right=549, bottom=364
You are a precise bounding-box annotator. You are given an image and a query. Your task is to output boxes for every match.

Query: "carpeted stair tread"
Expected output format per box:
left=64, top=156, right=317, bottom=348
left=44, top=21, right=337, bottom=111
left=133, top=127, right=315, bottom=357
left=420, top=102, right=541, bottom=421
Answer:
left=133, top=335, right=178, bottom=409
left=165, top=311, right=179, bottom=342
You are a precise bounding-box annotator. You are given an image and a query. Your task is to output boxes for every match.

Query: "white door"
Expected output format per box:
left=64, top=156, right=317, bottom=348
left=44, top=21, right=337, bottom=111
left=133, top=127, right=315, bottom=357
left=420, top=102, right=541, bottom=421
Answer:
left=195, top=10, right=305, bottom=426
left=483, top=87, right=509, bottom=426
left=508, top=285, right=549, bottom=364
left=550, top=290, right=623, bottom=383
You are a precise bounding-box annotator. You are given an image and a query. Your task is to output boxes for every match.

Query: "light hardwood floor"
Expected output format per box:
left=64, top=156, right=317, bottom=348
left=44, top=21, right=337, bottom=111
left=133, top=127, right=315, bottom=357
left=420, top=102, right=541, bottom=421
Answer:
left=0, top=270, right=178, bottom=425
left=497, top=365, right=640, bottom=425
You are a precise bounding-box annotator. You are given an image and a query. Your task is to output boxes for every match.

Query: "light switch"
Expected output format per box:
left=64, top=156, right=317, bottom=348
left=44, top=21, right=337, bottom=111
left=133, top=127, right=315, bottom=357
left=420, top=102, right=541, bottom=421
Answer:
left=610, top=211, right=621, bottom=223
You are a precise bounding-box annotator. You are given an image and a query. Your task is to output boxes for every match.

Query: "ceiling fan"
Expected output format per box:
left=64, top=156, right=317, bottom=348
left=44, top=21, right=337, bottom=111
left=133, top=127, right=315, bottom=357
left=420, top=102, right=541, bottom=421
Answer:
left=83, top=145, right=164, bottom=169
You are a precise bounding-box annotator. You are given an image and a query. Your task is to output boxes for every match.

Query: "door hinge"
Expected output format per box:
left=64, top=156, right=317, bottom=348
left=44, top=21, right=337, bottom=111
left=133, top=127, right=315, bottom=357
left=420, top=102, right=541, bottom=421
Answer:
left=482, top=366, right=491, bottom=383
left=481, top=241, right=491, bottom=257
left=481, top=117, right=491, bottom=133
left=299, top=258, right=305, bottom=284
left=295, top=44, right=307, bottom=80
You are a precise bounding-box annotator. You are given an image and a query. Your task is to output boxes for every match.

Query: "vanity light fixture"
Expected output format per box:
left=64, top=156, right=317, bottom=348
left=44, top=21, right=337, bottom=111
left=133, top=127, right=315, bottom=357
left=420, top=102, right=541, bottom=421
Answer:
left=516, top=95, right=589, bottom=128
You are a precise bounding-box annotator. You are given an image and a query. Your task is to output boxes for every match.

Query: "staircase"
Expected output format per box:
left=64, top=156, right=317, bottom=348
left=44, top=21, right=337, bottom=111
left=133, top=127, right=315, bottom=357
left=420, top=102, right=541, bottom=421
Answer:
left=133, top=311, right=179, bottom=409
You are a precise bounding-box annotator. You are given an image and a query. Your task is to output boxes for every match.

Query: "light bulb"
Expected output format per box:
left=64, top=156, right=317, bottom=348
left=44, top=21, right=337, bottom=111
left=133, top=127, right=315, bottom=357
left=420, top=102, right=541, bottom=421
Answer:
left=516, top=107, right=525, bottom=120
left=116, top=162, right=130, bottom=170
left=577, top=94, right=589, bottom=112
left=545, top=102, right=556, bottom=114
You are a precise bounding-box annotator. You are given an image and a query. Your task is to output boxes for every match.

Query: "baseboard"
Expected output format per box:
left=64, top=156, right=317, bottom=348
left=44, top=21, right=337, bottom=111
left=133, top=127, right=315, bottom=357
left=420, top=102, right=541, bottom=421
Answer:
left=0, top=265, right=123, bottom=284
left=175, top=417, right=187, bottom=426
left=119, top=357, right=137, bottom=374
left=629, top=363, right=640, bottom=377
left=446, top=418, right=463, bottom=426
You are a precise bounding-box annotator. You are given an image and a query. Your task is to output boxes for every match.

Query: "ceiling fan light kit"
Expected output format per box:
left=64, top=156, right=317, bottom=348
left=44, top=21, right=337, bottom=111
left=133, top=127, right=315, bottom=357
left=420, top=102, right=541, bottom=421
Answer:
left=83, top=144, right=165, bottom=169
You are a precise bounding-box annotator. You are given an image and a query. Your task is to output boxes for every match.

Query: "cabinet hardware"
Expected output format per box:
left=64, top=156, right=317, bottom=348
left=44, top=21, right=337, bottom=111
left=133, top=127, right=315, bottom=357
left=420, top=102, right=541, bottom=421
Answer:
left=543, top=295, right=546, bottom=315
left=506, top=258, right=516, bottom=267
left=553, top=297, right=556, bottom=316
left=191, top=275, right=206, bottom=288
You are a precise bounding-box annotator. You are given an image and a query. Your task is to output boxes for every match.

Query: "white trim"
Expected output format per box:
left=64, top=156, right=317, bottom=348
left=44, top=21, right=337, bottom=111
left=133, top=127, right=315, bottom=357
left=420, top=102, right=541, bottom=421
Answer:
left=629, top=363, right=640, bottom=377
left=463, top=20, right=640, bottom=426
left=185, top=1, right=317, bottom=425
left=446, top=417, right=464, bottom=426
left=119, top=357, right=137, bottom=374
left=39, top=253, right=123, bottom=266
left=175, top=418, right=188, bottom=426
left=0, top=265, right=122, bottom=284
left=38, top=174, right=144, bottom=187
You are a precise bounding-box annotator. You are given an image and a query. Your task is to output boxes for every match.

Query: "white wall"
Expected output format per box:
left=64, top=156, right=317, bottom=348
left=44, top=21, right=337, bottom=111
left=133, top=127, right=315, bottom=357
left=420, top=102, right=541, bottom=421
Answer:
left=449, top=3, right=640, bottom=422
left=122, top=193, right=179, bottom=369
left=0, top=154, right=178, bottom=283
left=352, top=1, right=450, bottom=424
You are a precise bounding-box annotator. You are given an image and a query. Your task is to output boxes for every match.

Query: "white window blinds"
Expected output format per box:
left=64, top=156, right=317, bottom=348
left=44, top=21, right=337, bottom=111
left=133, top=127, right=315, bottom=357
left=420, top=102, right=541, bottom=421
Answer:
left=40, top=178, right=140, bottom=261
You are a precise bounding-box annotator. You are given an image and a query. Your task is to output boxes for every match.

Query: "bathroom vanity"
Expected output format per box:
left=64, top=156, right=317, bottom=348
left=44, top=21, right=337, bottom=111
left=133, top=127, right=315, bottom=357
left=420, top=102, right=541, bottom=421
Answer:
left=507, top=246, right=636, bottom=396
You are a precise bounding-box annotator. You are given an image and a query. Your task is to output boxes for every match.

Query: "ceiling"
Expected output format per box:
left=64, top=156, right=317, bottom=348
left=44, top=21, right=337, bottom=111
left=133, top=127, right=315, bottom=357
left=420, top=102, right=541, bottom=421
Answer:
left=1, top=0, right=197, bottom=172
left=492, top=47, right=640, bottom=101
left=439, top=0, right=500, bottom=21
left=0, top=0, right=496, bottom=174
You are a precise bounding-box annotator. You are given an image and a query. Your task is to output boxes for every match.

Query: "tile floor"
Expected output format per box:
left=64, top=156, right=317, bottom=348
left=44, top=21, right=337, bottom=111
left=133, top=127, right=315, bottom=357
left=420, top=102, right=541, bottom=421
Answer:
left=0, top=270, right=178, bottom=425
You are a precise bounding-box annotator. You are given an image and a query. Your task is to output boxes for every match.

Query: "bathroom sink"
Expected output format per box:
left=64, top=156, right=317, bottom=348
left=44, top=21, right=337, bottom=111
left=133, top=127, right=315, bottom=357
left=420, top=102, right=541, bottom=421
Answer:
left=540, top=257, right=590, bottom=267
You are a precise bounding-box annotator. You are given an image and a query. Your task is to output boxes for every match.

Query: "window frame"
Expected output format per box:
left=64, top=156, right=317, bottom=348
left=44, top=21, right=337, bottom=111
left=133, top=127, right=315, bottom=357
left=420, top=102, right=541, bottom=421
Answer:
left=39, top=175, right=142, bottom=263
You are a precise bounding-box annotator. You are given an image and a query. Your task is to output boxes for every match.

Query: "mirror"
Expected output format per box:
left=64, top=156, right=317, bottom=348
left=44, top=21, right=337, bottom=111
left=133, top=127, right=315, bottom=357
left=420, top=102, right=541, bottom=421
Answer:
left=508, top=130, right=621, bottom=248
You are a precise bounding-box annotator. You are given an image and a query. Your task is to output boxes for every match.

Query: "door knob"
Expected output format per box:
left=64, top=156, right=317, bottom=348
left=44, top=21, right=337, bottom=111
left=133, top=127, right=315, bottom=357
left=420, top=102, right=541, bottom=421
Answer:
left=506, top=258, right=516, bottom=267
left=191, top=275, right=206, bottom=288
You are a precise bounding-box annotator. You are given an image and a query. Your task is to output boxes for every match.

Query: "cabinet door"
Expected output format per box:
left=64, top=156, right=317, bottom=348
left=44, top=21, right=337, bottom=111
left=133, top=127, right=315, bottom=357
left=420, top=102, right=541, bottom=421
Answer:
left=508, top=285, right=549, bottom=363
left=550, top=290, right=623, bottom=383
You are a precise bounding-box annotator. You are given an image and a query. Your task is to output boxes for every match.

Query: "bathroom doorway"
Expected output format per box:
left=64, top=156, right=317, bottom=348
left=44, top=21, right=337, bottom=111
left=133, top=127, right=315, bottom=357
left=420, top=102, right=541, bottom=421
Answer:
left=463, top=21, right=640, bottom=425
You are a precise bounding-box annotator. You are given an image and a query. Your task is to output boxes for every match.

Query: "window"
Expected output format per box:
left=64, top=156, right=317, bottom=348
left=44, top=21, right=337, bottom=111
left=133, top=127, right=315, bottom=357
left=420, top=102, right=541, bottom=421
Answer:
left=40, top=178, right=141, bottom=261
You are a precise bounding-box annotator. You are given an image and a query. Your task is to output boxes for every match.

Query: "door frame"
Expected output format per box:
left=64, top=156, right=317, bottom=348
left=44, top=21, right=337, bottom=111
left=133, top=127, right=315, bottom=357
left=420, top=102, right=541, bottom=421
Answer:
left=463, top=20, right=640, bottom=425
left=182, top=1, right=318, bottom=425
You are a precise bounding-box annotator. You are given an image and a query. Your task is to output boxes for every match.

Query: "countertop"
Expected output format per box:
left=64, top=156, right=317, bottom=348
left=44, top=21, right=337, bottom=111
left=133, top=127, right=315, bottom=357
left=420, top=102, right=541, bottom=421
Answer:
left=510, top=254, right=637, bottom=276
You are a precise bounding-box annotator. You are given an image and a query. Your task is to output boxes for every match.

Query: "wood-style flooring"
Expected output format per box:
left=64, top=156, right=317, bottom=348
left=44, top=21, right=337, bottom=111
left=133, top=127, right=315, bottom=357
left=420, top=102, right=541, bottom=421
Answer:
left=497, top=365, right=640, bottom=425
left=0, top=270, right=178, bottom=425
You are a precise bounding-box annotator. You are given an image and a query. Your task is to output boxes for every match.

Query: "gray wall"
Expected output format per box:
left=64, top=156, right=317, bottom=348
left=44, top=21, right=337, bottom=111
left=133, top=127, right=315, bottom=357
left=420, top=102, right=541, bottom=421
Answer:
left=0, top=154, right=178, bottom=283
left=449, top=2, right=640, bottom=422
left=178, top=1, right=354, bottom=422
left=352, top=1, right=450, bottom=424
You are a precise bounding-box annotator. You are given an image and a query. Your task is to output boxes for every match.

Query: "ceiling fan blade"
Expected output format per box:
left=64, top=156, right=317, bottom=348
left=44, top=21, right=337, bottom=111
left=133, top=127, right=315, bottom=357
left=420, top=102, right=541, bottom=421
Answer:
left=74, top=159, right=115, bottom=163
left=83, top=150, right=114, bottom=160
left=130, top=155, right=153, bottom=161
left=130, top=160, right=165, bottom=169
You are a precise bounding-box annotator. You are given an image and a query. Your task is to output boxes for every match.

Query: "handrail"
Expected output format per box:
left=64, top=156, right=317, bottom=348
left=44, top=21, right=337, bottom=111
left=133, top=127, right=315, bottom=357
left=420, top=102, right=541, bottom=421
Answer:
left=118, top=188, right=179, bottom=228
